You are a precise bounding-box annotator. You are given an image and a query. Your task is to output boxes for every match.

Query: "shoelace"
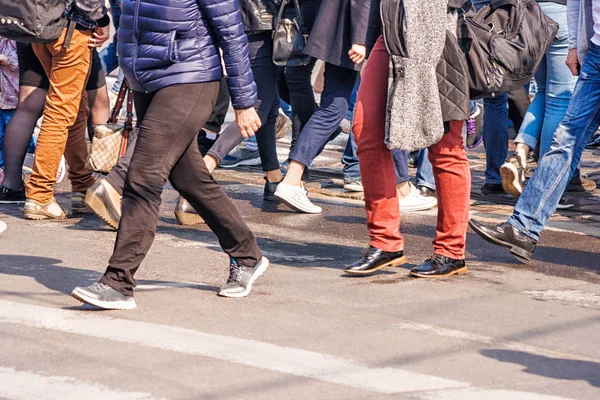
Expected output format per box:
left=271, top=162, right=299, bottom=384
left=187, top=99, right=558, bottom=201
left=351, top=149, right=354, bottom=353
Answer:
left=466, top=119, right=476, bottom=136
left=226, top=260, right=242, bottom=284
left=88, top=282, right=111, bottom=293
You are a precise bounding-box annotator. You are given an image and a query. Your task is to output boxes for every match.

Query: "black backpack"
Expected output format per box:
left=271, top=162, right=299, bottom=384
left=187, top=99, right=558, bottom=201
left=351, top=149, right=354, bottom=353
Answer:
left=0, top=0, right=68, bottom=43
left=458, top=0, right=559, bottom=99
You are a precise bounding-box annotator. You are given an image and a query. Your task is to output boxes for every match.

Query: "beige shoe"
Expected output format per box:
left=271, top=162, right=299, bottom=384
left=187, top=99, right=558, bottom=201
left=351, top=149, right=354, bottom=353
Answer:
left=24, top=198, right=67, bottom=220
left=275, top=111, right=292, bottom=140
left=84, top=179, right=121, bottom=230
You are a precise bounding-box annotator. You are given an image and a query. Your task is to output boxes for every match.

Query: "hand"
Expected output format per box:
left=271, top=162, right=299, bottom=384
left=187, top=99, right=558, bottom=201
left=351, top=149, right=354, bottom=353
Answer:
left=566, top=48, right=580, bottom=76
left=235, top=107, right=262, bottom=139
left=0, top=54, right=9, bottom=66
left=348, top=44, right=366, bottom=65
left=89, top=26, right=110, bottom=48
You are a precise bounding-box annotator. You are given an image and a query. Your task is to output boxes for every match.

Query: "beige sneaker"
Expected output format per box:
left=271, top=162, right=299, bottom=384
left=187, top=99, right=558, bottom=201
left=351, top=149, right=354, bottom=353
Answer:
left=24, top=198, right=67, bottom=220
left=275, top=111, right=292, bottom=140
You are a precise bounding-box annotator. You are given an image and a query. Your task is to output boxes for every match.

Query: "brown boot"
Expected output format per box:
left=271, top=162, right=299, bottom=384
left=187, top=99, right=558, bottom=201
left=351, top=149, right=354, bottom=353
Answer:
left=23, top=198, right=67, bottom=220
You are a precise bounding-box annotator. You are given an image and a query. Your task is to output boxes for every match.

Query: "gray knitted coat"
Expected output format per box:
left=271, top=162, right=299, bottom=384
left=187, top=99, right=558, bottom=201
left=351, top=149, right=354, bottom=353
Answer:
left=385, top=4, right=469, bottom=152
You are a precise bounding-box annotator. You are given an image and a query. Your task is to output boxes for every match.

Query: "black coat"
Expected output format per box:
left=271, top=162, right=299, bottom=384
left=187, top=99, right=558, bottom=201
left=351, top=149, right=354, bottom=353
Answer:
left=304, top=0, right=373, bottom=71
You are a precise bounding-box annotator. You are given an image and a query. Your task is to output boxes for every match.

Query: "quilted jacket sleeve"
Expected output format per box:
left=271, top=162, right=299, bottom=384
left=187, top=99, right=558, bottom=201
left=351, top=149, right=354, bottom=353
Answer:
left=198, top=0, right=258, bottom=110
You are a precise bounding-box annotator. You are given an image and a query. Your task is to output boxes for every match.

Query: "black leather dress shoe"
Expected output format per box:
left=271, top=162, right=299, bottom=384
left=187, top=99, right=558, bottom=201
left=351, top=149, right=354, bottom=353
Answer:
left=264, top=177, right=282, bottom=201
left=410, top=254, right=466, bottom=278
left=344, top=246, right=406, bottom=275
left=469, top=219, right=537, bottom=261
left=174, top=197, right=205, bottom=225
left=418, top=185, right=436, bottom=198
left=481, top=183, right=506, bottom=195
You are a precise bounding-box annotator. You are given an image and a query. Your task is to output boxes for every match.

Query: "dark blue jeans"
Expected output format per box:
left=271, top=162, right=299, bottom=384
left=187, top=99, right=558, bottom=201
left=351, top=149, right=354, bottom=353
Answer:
left=290, top=63, right=358, bottom=168
left=342, top=78, right=361, bottom=182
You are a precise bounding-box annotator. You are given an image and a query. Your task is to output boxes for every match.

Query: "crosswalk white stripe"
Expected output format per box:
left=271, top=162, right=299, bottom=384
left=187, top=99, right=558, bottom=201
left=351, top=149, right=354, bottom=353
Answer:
left=0, top=367, right=160, bottom=400
left=0, top=300, right=465, bottom=394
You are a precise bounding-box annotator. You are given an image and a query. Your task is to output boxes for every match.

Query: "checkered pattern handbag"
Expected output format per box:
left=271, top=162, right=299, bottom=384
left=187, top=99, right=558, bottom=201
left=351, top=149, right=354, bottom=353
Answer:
left=85, top=79, right=135, bottom=173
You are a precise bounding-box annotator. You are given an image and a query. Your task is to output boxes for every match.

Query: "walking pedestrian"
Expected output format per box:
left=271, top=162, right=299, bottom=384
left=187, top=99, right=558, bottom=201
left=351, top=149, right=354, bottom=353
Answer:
left=72, top=0, right=269, bottom=310
left=469, top=0, right=600, bottom=261
left=345, top=0, right=472, bottom=278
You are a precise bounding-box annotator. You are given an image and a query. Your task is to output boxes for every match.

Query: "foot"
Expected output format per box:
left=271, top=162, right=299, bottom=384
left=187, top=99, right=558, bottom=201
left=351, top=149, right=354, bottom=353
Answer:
left=24, top=197, right=67, bottom=220
left=218, top=257, right=269, bottom=298
left=344, top=246, right=406, bottom=275
left=399, top=183, right=437, bottom=212
left=71, top=282, right=137, bottom=310
left=56, top=155, right=67, bottom=184
left=407, top=152, right=418, bottom=168
left=466, top=104, right=484, bottom=148
left=566, top=175, right=596, bottom=193
left=0, top=220, right=6, bottom=234
left=500, top=154, right=527, bottom=199
left=417, top=185, right=436, bottom=198
left=343, top=180, right=364, bottom=192
left=281, top=160, right=310, bottom=180
left=220, top=145, right=261, bottom=168
left=174, top=196, right=205, bottom=225
left=0, top=184, right=26, bottom=204
left=468, top=219, right=537, bottom=261
left=409, top=254, right=467, bottom=278
left=71, top=192, right=90, bottom=214
left=481, top=183, right=506, bottom=195
left=263, top=177, right=282, bottom=201
left=274, top=182, right=322, bottom=214
left=84, top=179, right=122, bottom=230
left=275, top=111, right=292, bottom=140
left=555, top=196, right=575, bottom=210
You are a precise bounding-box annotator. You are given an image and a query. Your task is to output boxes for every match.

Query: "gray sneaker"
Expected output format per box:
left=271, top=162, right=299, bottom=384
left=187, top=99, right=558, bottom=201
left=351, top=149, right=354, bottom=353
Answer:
left=218, top=257, right=269, bottom=298
left=71, top=282, right=137, bottom=310
left=220, top=146, right=261, bottom=168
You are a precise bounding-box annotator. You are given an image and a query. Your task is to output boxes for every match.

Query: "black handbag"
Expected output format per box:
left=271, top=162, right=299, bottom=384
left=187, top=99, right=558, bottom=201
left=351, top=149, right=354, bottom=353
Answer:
left=272, top=0, right=311, bottom=67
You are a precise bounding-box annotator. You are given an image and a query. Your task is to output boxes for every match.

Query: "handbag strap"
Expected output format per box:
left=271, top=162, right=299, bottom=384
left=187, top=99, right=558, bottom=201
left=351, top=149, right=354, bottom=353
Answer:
left=276, top=0, right=305, bottom=34
left=108, top=78, right=130, bottom=124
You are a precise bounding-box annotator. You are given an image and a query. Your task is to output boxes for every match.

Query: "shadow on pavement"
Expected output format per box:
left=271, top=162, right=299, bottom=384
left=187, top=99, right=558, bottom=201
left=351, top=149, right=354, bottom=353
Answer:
left=0, top=255, right=219, bottom=296
left=481, top=349, right=600, bottom=387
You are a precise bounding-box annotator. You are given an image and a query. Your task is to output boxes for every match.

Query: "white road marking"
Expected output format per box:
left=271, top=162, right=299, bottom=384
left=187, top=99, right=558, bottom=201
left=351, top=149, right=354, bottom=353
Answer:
left=0, top=300, right=577, bottom=399
left=0, top=300, right=465, bottom=394
left=0, top=367, right=160, bottom=400
left=522, top=290, right=600, bottom=309
left=395, top=320, right=599, bottom=363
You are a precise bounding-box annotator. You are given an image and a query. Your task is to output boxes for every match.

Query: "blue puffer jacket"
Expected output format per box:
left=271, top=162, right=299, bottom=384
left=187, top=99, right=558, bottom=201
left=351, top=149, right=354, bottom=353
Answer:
left=118, top=0, right=257, bottom=110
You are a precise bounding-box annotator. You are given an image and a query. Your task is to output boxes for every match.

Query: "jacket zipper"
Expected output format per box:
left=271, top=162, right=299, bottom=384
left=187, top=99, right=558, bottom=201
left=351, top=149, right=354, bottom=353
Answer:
left=132, top=0, right=147, bottom=92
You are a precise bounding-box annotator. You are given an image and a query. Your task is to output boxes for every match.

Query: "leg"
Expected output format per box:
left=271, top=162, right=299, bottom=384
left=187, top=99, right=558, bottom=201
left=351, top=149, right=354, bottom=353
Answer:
left=63, top=91, right=95, bottom=193
left=429, top=121, right=471, bottom=259
left=284, top=59, right=317, bottom=150
left=482, top=93, right=509, bottom=188
left=1, top=86, right=46, bottom=189
left=27, top=29, right=93, bottom=204
left=100, top=82, right=221, bottom=295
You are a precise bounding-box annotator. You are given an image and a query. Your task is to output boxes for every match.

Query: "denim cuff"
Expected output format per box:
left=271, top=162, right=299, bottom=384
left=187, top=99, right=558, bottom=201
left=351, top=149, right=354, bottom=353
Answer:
left=514, top=132, right=538, bottom=152
left=507, top=218, right=540, bottom=241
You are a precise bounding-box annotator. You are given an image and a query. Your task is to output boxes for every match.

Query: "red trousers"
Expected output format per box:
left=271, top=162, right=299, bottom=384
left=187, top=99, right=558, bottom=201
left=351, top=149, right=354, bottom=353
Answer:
left=353, top=37, right=471, bottom=259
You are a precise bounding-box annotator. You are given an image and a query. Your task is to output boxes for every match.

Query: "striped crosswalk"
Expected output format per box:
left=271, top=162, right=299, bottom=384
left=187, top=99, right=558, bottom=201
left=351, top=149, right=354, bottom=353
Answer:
left=0, top=299, right=577, bottom=399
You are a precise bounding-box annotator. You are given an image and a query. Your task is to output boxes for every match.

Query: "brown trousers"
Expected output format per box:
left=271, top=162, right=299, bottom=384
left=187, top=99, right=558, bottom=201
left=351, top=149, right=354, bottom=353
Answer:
left=27, top=28, right=93, bottom=203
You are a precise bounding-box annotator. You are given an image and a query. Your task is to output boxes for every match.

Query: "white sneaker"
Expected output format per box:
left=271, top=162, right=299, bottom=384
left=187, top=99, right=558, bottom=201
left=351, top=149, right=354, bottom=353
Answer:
left=0, top=220, right=6, bottom=234
left=399, top=183, right=437, bottom=212
left=343, top=180, right=364, bottom=192
left=274, top=182, right=322, bottom=214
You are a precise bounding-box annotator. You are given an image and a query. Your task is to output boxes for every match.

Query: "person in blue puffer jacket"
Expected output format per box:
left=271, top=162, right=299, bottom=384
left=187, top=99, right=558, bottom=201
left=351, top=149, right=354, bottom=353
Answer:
left=71, top=0, right=270, bottom=309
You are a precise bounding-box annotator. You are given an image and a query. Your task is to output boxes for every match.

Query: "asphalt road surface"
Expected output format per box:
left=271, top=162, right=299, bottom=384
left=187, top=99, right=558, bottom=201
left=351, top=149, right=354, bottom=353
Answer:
left=1, top=179, right=599, bottom=400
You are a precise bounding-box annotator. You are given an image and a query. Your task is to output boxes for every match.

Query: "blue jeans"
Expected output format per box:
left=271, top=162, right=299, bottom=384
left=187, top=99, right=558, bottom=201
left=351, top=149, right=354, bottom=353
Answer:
left=514, top=3, right=575, bottom=159
left=98, top=0, right=124, bottom=92
left=482, top=93, right=509, bottom=184
left=416, top=148, right=436, bottom=190
left=508, top=43, right=600, bottom=240
left=342, top=78, right=361, bottom=182
left=290, top=63, right=357, bottom=168
left=0, top=110, right=15, bottom=168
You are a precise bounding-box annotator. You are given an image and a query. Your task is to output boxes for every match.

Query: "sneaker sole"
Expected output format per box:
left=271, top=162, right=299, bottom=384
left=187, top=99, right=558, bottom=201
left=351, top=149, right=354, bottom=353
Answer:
left=468, top=220, right=532, bottom=261
left=71, top=288, right=137, bottom=310
left=220, top=158, right=262, bottom=169
left=343, top=185, right=364, bottom=192
left=344, top=255, right=407, bottom=275
left=500, top=163, right=523, bottom=200
left=0, top=199, right=26, bottom=204
left=218, top=257, right=270, bottom=298
left=24, top=211, right=67, bottom=220
left=174, top=211, right=205, bottom=225
left=409, top=266, right=468, bottom=278
left=274, top=192, right=322, bottom=214
left=400, top=200, right=438, bottom=212
left=85, top=190, right=119, bottom=230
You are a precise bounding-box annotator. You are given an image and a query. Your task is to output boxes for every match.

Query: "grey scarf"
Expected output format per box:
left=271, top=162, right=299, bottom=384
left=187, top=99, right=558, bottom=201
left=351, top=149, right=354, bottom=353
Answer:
left=385, top=0, right=448, bottom=152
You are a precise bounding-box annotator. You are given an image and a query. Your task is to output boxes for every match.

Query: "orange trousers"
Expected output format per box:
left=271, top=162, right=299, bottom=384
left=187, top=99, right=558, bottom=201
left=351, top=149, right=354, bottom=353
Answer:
left=353, top=36, right=471, bottom=259
left=27, top=28, right=93, bottom=203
